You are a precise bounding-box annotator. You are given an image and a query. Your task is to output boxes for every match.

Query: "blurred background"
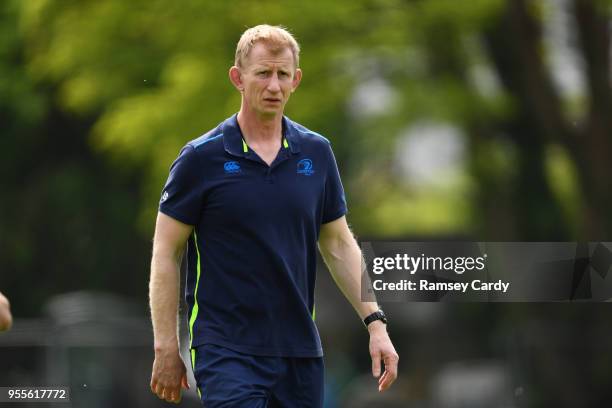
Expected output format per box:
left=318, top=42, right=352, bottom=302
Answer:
left=1, top=0, right=612, bottom=406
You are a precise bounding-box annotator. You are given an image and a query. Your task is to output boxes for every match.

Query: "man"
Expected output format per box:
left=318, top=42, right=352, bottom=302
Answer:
left=0, top=291, right=13, bottom=331
left=149, top=25, right=398, bottom=407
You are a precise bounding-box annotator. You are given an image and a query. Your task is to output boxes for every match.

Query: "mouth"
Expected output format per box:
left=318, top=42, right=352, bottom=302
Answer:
left=263, top=98, right=282, bottom=103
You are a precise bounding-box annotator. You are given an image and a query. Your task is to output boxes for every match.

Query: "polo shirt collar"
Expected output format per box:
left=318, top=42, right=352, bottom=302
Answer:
left=223, top=114, right=301, bottom=157
left=282, top=116, right=301, bottom=154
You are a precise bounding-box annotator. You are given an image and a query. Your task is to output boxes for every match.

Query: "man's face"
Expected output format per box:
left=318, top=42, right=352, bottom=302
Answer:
left=238, top=42, right=301, bottom=118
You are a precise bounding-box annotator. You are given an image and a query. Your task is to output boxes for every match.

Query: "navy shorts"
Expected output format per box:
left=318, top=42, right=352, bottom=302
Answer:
left=191, top=344, right=324, bottom=408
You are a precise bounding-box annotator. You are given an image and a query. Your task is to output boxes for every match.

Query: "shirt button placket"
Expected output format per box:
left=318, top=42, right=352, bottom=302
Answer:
left=265, top=168, right=274, bottom=184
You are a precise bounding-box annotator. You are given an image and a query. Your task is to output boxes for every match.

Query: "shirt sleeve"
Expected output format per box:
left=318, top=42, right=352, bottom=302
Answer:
left=159, top=144, right=202, bottom=225
left=321, top=143, right=348, bottom=224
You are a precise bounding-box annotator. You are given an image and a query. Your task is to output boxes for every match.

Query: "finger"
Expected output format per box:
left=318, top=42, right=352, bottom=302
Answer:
left=150, top=378, right=157, bottom=394
left=379, top=366, right=398, bottom=392
left=379, top=375, right=390, bottom=392
left=380, top=377, right=395, bottom=392
left=165, top=388, right=177, bottom=403
left=385, top=352, right=399, bottom=367
left=174, top=391, right=183, bottom=404
left=161, top=386, right=173, bottom=402
left=383, top=354, right=398, bottom=377
left=378, top=370, right=386, bottom=384
left=181, top=373, right=190, bottom=389
left=379, top=372, right=393, bottom=392
left=174, top=388, right=183, bottom=403
left=154, top=383, right=164, bottom=399
left=371, top=352, right=381, bottom=377
left=167, top=389, right=180, bottom=404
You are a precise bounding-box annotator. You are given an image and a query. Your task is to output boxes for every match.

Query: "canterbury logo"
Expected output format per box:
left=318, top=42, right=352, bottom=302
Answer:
left=224, top=161, right=241, bottom=174
left=160, top=191, right=169, bottom=203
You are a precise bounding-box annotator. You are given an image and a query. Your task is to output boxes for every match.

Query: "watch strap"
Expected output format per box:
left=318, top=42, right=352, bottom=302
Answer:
left=363, top=310, right=387, bottom=326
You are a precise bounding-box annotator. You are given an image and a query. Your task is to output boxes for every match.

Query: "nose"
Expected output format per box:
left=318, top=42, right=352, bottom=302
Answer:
left=267, top=73, right=281, bottom=93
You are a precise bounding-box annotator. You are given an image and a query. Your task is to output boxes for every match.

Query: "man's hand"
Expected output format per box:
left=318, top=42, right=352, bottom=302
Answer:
left=368, top=321, right=399, bottom=392
left=0, top=292, right=13, bottom=332
left=150, top=345, right=190, bottom=404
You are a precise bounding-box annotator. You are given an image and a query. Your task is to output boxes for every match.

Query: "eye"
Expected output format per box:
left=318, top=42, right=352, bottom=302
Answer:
left=279, top=71, right=290, bottom=78
left=256, top=71, right=269, bottom=77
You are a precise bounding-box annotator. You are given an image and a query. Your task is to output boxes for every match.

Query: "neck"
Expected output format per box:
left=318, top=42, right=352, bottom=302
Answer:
left=237, top=108, right=283, bottom=145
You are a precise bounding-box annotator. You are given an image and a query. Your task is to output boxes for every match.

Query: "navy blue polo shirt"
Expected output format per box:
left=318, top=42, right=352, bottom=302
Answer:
left=159, top=114, right=347, bottom=357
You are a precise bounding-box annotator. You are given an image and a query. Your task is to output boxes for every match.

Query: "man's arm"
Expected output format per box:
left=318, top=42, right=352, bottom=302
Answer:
left=0, top=292, right=13, bottom=331
left=318, top=216, right=399, bottom=392
left=149, top=212, right=192, bottom=403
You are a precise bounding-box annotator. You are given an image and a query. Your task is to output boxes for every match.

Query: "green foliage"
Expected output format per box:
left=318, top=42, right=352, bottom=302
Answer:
left=10, top=0, right=588, bottom=239
left=544, top=144, right=582, bottom=236
left=2, top=0, right=601, bottom=313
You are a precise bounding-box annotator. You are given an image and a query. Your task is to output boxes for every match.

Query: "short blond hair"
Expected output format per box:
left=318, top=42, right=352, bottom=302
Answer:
left=235, top=24, right=300, bottom=69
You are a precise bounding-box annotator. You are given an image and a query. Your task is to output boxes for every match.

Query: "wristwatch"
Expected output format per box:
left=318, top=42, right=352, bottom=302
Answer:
left=363, top=310, right=387, bottom=327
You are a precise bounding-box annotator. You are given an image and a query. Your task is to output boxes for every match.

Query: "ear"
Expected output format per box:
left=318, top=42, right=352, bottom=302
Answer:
left=291, top=68, right=302, bottom=92
left=229, top=66, right=243, bottom=92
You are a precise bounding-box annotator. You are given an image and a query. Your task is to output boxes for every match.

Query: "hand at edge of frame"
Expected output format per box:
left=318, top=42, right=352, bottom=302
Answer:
left=368, top=321, right=399, bottom=392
